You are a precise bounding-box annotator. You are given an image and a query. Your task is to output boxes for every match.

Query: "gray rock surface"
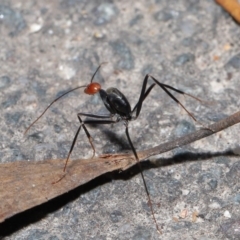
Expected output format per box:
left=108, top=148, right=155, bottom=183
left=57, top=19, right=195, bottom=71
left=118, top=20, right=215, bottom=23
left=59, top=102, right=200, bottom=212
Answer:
left=0, top=0, right=240, bottom=239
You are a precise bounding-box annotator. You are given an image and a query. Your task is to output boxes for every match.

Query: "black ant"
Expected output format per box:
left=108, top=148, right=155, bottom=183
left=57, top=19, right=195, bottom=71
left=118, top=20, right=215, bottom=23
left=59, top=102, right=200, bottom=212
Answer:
left=25, top=63, right=202, bottom=234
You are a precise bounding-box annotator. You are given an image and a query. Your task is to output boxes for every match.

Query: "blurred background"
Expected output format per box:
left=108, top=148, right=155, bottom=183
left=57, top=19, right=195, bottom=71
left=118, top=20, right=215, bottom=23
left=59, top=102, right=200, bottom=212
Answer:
left=0, top=0, right=240, bottom=239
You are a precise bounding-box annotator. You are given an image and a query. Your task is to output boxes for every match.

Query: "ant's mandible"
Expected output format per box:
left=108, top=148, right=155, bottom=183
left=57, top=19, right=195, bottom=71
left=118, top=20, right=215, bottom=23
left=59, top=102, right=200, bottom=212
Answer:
left=25, top=62, right=202, bottom=234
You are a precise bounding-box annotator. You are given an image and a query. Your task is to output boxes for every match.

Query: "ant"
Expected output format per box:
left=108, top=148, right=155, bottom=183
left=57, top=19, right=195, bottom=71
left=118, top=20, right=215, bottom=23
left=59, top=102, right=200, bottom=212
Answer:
left=25, top=63, right=203, bottom=234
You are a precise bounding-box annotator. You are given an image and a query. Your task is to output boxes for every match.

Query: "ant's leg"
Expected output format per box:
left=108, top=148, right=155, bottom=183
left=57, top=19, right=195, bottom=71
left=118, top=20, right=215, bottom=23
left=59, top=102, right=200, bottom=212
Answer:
left=77, top=114, right=113, bottom=159
left=77, top=113, right=116, bottom=159
left=150, top=76, right=202, bottom=102
left=133, top=74, right=155, bottom=119
left=150, top=76, right=200, bottom=122
left=150, top=76, right=214, bottom=131
left=77, top=113, right=113, bottom=119
left=53, top=122, right=84, bottom=183
left=134, top=74, right=204, bottom=124
left=132, top=81, right=156, bottom=114
left=63, top=124, right=82, bottom=172
left=63, top=113, right=117, bottom=172
left=125, top=122, right=161, bottom=234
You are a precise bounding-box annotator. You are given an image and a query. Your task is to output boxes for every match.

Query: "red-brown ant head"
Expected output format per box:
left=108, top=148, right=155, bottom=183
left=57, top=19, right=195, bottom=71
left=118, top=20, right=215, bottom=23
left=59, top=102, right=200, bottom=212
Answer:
left=84, top=82, right=101, bottom=95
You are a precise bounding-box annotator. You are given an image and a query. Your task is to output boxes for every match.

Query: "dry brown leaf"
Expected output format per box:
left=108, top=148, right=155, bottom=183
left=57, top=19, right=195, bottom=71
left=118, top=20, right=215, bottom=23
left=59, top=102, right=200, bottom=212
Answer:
left=0, top=110, right=240, bottom=224
left=0, top=153, right=138, bottom=223
left=215, top=0, right=240, bottom=23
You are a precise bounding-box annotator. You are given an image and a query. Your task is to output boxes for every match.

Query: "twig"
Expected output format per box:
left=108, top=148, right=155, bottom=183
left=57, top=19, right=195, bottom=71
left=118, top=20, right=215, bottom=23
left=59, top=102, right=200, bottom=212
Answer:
left=132, top=110, right=240, bottom=163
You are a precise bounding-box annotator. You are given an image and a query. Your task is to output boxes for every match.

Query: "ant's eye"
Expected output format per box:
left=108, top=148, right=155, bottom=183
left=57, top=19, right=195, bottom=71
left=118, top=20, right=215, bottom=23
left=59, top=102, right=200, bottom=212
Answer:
left=84, top=82, right=101, bottom=95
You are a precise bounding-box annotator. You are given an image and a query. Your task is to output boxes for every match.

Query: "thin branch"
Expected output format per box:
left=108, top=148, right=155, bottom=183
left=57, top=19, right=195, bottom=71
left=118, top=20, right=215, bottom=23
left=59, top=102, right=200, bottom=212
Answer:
left=121, top=110, right=240, bottom=166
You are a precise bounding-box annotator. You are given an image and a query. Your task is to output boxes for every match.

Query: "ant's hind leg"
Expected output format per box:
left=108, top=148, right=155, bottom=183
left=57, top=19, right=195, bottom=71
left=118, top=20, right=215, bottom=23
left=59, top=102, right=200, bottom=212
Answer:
left=150, top=76, right=214, bottom=132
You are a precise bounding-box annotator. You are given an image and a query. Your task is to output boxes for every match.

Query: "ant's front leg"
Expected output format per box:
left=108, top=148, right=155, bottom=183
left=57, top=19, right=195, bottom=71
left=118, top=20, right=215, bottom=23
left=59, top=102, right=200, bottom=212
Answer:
left=63, top=113, right=118, bottom=172
left=53, top=113, right=114, bottom=184
left=63, top=113, right=112, bottom=172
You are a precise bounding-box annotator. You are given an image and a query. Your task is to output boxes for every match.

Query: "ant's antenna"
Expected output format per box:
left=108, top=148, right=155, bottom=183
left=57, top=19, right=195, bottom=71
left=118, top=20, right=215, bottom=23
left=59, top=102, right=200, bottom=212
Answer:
left=24, top=62, right=107, bottom=135
left=24, top=85, right=87, bottom=135
left=90, top=62, right=108, bottom=83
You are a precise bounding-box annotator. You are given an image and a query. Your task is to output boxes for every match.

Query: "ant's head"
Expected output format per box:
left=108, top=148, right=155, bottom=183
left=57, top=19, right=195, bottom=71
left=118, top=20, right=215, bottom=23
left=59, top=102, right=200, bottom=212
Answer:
left=84, top=82, right=101, bottom=95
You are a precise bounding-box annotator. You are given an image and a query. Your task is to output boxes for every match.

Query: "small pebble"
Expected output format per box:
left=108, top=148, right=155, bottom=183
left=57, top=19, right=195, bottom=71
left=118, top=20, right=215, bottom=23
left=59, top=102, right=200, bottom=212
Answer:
left=227, top=53, right=240, bottom=69
left=224, top=210, right=231, bottom=218
left=29, top=23, right=42, bottom=33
